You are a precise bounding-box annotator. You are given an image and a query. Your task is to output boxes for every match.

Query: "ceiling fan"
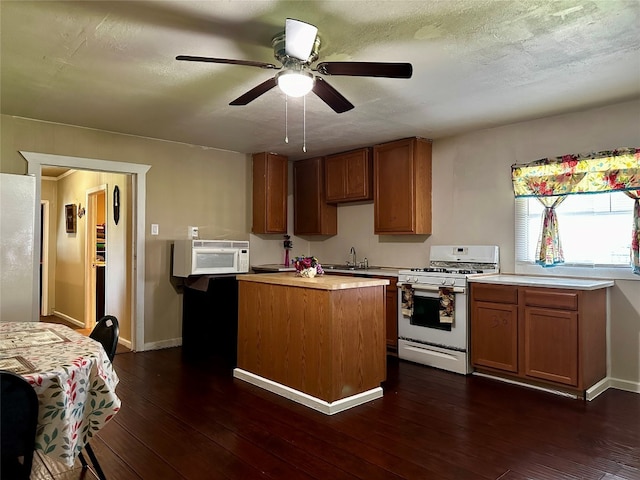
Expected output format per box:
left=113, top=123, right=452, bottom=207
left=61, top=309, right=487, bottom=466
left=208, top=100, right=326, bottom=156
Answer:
left=176, top=18, right=412, bottom=114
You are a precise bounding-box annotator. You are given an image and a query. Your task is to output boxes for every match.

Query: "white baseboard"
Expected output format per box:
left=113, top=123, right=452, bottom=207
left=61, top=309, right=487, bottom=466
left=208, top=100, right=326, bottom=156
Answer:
left=474, top=372, right=640, bottom=401
left=51, top=311, right=84, bottom=328
left=585, top=377, right=610, bottom=400
left=609, top=377, right=640, bottom=393
left=590, top=377, right=640, bottom=397
left=52, top=311, right=133, bottom=351
left=233, top=368, right=383, bottom=415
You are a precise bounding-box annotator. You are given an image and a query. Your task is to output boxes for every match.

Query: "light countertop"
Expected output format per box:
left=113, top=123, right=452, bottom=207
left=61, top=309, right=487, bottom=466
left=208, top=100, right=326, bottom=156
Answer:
left=324, top=267, right=400, bottom=277
left=252, top=264, right=400, bottom=277
left=251, top=264, right=296, bottom=272
left=238, top=272, right=390, bottom=290
left=469, top=274, right=614, bottom=290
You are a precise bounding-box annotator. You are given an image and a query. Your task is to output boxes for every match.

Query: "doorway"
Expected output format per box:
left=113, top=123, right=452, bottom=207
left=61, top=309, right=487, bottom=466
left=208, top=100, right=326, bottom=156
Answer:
left=24, top=151, right=150, bottom=352
left=85, top=186, right=107, bottom=330
left=40, top=171, right=127, bottom=343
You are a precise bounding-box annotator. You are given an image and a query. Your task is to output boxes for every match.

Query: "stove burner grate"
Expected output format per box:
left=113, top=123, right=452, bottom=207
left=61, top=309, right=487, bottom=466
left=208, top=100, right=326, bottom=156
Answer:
left=411, top=267, right=450, bottom=273
left=408, top=267, right=486, bottom=275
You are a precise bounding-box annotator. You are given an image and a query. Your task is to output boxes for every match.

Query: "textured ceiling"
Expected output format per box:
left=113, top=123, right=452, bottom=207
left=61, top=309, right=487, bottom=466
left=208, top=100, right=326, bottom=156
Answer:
left=1, top=1, right=639, bottom=160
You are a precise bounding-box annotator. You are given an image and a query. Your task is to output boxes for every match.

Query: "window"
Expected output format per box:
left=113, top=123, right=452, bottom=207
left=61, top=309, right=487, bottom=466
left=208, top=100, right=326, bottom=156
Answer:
left=515, top=192, right=636, bottom=278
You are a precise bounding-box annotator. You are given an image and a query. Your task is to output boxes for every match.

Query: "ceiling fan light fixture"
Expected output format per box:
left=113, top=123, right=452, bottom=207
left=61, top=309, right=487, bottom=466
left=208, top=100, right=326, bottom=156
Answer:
left=276, top=69, right=314, bottom=97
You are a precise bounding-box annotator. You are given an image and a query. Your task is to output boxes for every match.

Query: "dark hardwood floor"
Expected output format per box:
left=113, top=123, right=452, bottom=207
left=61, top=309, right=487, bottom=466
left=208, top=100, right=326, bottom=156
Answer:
left=31, top=347, right=639, bottom=479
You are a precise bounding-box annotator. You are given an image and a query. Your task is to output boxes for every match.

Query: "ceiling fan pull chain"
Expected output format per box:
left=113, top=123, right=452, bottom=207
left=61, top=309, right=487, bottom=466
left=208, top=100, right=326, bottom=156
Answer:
left=302, top=95, right=307, bottom=153
left=284, top=95, right=289, bottom=144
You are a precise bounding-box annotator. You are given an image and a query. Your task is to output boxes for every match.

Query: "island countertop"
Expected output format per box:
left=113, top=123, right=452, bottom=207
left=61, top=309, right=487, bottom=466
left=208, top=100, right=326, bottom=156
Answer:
left=251, top=264, right=402, bottom=277
left=468, top=274, right=614, bottom=290
left=238, top=272, right=390, bottom=290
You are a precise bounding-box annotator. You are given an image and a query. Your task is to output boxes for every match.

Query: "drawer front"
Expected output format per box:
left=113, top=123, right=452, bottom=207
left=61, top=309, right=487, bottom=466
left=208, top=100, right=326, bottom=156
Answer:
left=523, top=289, right=578, bottom=311
left=471, top=284, right=518, bottom=304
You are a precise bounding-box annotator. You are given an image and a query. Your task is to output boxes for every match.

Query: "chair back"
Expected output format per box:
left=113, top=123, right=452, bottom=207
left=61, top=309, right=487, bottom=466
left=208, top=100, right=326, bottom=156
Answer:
left=1, top=370, right=39, bottom=479
left=90, top=315, right=120, bottom=362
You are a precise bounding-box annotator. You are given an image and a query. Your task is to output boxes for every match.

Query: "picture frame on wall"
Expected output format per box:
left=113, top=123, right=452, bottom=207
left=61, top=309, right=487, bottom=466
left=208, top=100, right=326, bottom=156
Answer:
left=65, top=204, right=77, bottom=233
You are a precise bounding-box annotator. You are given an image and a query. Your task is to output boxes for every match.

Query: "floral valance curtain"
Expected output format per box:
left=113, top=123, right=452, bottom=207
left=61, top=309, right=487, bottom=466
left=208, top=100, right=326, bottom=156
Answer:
left=511, top=148, right=640, bottom=198
left=512, top=148, right=640, bottom=271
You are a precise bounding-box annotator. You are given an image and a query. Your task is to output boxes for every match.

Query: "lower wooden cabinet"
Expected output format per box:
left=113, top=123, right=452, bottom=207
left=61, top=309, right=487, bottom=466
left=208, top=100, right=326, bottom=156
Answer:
left=471, top=300, right=518, bottom=372
left=524, top=306, right=578, bottom=386
left=470, top=282, right=606, bottom=395
left=328, top=272, right=398, bottom=354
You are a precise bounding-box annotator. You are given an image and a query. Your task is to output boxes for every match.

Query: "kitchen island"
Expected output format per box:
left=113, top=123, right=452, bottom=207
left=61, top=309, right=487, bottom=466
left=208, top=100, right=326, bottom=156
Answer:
left=234, top=273, right=389, bottom=414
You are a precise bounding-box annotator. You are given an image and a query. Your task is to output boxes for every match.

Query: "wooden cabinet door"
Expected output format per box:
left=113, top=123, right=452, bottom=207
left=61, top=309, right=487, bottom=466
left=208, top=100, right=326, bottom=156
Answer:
left=324, top=154, right=346, bottom=202
left=373, top=138, right=431, bottom=234
left=471, top=301, right=518, bottom=372
left=294, top=157, right=337, bottom=235
left=345, top=149, right=372, bottom=201
left=325, top=148, right=372, bottom=203
left=524, top=306, right=578, bottom=386
left=252, top=152, right=287, bottom=234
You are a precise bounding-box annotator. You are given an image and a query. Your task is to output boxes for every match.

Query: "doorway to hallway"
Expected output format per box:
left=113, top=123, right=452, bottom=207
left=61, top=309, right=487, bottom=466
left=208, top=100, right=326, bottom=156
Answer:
left=25, top=151, right=150, bottom=353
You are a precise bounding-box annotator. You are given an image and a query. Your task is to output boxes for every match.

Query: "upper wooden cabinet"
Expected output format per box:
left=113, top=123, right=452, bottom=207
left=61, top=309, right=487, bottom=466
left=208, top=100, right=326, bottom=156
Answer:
left=325, top=148, right=373, bottom=203
left=252, top=152, right=288, bottom=234
left=373, top=137, right=432, bottom=234
left=294, top=157, right=337, bottom=236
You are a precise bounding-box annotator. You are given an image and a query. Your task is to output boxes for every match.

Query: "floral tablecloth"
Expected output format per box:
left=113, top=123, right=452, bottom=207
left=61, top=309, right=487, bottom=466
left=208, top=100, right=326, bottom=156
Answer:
left=0, top=322, right=121, bottom=467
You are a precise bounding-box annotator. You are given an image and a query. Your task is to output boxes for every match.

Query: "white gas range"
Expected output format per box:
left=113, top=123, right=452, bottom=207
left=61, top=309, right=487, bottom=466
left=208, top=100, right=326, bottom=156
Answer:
left=397, top=245, right=499, bottom=374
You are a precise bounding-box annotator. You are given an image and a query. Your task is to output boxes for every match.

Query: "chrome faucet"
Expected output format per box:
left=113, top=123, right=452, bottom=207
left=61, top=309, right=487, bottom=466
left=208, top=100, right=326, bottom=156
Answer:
left=349, top=246, right=357, bottom=266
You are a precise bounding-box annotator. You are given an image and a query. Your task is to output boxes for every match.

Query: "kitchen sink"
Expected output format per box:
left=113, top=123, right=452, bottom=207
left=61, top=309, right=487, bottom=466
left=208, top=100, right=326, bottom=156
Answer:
left=322, top=264, right=381, bottom=271
left=322, top=264, right=354, bottom=270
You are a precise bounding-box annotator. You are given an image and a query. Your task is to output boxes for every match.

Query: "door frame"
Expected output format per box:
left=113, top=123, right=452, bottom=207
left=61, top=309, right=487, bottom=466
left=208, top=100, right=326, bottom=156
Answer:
left=40, top=200, right=50, bottom=316
left=24, top=151, right=150, bottom=352
left=84, top=185, right=107, bottom=329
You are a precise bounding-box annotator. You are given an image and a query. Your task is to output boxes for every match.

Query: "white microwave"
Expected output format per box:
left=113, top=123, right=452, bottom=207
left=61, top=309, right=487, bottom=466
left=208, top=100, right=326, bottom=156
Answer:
left=172, top=239, right=250, bottom=277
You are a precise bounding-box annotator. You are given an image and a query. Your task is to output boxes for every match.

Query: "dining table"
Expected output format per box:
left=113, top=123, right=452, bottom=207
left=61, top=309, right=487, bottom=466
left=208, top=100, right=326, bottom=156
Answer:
left=0, top=321, right=121, bottom=467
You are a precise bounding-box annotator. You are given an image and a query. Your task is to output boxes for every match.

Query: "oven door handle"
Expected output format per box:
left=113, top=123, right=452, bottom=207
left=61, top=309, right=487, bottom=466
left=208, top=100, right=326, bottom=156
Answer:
left=406, top=284, right=465, bottom=294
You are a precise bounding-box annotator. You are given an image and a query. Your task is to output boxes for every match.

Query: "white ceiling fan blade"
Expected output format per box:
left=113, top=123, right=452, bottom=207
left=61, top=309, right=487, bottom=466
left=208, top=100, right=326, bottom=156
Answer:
left=285, top=18, right=318, bottom=61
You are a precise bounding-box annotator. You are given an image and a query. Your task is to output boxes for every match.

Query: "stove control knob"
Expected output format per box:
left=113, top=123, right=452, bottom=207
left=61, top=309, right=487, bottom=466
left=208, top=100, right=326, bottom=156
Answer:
left=441, top=279, right=446, bottom=285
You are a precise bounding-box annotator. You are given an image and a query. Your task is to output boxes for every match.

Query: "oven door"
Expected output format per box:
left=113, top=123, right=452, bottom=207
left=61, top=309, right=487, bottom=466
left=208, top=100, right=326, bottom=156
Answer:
left=397, top=284, right=467, bottom=351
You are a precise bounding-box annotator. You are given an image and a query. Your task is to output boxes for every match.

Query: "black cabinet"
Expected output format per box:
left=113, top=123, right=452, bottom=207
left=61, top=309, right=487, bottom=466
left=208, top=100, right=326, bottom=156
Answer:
left=181, top=275, right=238, bottom=368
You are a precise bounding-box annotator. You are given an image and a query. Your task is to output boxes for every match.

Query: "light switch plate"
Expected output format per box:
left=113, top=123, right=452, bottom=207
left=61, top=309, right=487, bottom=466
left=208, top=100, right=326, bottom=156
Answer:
left=188, top=226, right=199, bottom=239
left=151, top=224, right=159, bottom=235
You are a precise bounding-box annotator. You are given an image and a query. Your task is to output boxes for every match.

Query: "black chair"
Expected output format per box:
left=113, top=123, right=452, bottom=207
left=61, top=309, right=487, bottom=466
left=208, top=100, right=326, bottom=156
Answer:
left=78, top=314, right=120, bottom=480
left=1, top=370, right=39, bottom=480
left=90, top=314, right=120, bottom=362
